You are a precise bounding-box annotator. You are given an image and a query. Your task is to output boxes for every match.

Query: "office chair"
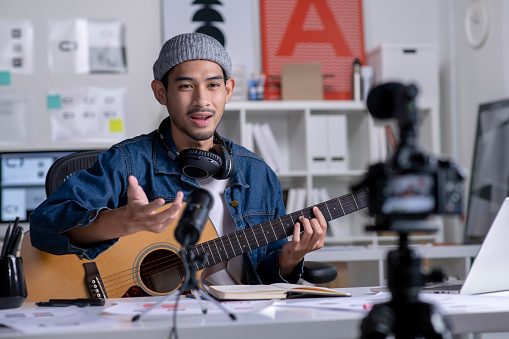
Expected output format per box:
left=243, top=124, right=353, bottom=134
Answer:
left=45, top=150, right=104, bottom=197
left=44, top=150, right=338, bottom=285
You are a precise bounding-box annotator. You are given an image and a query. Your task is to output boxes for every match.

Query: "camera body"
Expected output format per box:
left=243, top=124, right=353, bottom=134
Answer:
left=365, top=154, right=464, bottom=219
left=355, top=82, right=465, bottom=230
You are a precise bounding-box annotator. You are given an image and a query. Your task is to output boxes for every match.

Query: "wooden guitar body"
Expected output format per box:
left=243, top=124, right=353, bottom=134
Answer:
left=21, top=208, right=218, bottom=302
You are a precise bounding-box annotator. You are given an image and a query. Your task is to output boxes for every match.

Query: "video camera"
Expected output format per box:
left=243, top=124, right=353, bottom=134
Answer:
left=353, top=82, right=466, bottom=232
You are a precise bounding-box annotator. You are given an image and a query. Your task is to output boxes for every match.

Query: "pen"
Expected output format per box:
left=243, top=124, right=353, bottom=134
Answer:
left=15, top=232, right=24, bottom=257
left=6, top=218, right=21, bottom=257
left=36, top=299, right=105, bottom=307
left=0, top=221, right=12, bottom=258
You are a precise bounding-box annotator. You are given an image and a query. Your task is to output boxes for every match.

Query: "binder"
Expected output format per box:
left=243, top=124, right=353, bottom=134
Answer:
left=308, top=115, right=328, bottom=171
left=328, top=115, right=348, bottom=171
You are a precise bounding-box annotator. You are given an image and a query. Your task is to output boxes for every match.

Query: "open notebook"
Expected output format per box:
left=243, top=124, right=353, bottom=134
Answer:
left=420, top=197, right=509, bottom=294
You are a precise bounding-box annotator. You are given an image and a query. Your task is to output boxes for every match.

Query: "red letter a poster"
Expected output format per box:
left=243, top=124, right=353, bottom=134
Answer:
left=260, top=0, right=365, bottom=100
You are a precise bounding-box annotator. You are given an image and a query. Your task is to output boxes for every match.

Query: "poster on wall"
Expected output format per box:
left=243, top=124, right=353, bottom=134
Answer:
left=47, top=87, right=126, bottom=141
left=48, top=19, right=127, bottom=74
left=161, top=0, right=260, bottom=101
left=0, top=19, right=34, bottom=74
left=260, top=0, right=365, bottom=100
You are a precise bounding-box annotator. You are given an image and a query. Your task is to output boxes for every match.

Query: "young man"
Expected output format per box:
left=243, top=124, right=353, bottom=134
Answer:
left=29, top=33, right=327, bottom=287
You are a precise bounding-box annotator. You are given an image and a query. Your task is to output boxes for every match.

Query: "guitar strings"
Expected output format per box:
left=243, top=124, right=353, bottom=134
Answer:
left=97, top=189, right=368, bottom=296
left=98, top=190, right=369, bottom=296
left=99, top=192, right=369, bottom=296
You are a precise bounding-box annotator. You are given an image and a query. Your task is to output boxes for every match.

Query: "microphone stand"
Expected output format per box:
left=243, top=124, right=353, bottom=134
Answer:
left=132, top=244, right=236, bottom=322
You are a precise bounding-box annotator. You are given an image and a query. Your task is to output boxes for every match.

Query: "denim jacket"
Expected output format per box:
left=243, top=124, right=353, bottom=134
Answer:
left=29, top=129, right=303, bottom=285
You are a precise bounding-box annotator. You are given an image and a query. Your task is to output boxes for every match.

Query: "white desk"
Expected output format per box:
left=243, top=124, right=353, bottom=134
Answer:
left=2, top=287, right=509, bottom=339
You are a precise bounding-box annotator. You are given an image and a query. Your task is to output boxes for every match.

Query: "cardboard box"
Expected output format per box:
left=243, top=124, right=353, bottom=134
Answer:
left=281, top=63, right=323, bottom=100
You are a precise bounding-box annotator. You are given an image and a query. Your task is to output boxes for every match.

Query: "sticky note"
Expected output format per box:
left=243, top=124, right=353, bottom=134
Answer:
left=109, top=119, right=124, bottom=133
left=47, top=95, right=62, bottom=109
left=0, top=71, right=11, bottom=85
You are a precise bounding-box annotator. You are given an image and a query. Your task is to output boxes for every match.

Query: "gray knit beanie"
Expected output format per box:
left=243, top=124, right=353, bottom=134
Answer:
left=153, top=33, right=232, bottom=81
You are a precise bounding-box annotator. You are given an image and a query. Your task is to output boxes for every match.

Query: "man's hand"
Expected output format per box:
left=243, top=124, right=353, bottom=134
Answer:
left=278, top=206, right=327, bottom=277
left=65, top=175, right=184, bottom=246
left=122, top=176, right=183, bottom=234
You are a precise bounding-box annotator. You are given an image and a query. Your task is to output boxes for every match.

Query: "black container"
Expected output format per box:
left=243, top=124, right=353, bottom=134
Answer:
left=0, top=256, right=27, bottom=309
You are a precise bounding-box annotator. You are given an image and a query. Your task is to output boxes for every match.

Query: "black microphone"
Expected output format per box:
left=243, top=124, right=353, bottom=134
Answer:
left=174, top=188, right=214, bottom=248
left=366, top=82, right=405, bottom=120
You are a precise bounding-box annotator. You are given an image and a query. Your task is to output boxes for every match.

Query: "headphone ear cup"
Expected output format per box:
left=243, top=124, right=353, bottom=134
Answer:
left=178, top=149, right=223, bottom=179
left=212, top=144, right=234, bottom=180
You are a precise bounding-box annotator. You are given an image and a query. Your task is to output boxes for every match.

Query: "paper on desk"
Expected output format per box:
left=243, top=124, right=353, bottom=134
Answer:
left=482, top=291, right=509, bottom=297
left=419, top=292, right=509, bottom=314
left=104, top=298, right=274, bottom=316
left=0, top=305, right=118, bottom=334
left=277, top=291, right=509, bottom=315
left=276, top=292, right=391, bottom=313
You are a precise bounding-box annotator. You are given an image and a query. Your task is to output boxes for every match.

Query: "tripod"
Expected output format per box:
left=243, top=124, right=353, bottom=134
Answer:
left=132, top=249, right=236, bottom=322
left=360, top=230, right=453, bottom=339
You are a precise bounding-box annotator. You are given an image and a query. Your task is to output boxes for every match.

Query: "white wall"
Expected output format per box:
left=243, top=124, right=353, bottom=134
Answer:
left=0, top=0, right=164, bottom=151
left=443, top=0, right=509, bottom=242
left=451, top=0, right=509, bottom=172
left=363, top=0, right=440, bottom=51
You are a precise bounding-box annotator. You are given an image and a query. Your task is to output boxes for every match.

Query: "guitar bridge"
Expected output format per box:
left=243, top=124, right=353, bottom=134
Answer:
left=83, top=262, right=108, bottom=299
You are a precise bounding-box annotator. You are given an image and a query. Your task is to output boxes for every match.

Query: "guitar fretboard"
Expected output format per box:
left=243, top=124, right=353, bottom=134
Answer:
left=186, top=187, right=369, bottom=270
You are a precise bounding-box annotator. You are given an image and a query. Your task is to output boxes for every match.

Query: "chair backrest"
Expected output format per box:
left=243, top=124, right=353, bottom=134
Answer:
left=45, top=150, right=104, bottom=197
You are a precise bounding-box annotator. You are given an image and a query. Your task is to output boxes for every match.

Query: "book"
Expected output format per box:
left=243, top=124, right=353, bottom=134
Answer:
left=295, top=188, right=307, bottom=212
left=252, top=123, right=279, bottom=171
left=285, top=188, right=297, bottom=213
left=260, top=123, right=287, bottom=172
left=208, top=283, right=351, bottom=300
left=244, top=122, right=254, bottom=152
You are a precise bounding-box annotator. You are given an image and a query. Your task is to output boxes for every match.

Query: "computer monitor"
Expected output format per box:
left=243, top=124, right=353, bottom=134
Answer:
left=0, top=150, right=80, bottom=223
left=464, top=98, right=509, bottom=243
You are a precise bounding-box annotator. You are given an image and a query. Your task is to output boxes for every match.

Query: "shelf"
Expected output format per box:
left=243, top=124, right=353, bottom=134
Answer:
left=220, top=99, right=442, bottom=246
left=226, top=100, right=366, bottom=112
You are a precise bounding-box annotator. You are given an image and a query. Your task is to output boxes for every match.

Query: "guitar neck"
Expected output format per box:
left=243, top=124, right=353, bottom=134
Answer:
left=188, top=187, right=369, bottom=270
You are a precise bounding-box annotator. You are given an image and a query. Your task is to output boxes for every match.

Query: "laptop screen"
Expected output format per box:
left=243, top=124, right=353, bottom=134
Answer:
left=0, top=151, right=78, bottom=223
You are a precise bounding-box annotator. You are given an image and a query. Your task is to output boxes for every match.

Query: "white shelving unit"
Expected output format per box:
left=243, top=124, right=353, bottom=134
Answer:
left=221, top=100, right=443, bottom=246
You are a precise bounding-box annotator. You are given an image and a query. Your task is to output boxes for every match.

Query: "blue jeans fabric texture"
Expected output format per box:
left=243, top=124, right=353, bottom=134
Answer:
left=29, top=129, right=303, bottom=285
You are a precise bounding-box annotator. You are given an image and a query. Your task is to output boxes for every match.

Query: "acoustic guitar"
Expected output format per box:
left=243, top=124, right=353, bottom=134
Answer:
left=21, top=188, right=368, bottom=302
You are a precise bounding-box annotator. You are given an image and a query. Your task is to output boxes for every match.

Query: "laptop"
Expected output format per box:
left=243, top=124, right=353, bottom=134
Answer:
left=378, top=197, right=509, bottom=295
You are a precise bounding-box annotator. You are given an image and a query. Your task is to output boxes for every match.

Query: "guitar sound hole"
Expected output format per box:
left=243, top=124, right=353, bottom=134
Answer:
left=139, top=249, right=184, bottom=294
